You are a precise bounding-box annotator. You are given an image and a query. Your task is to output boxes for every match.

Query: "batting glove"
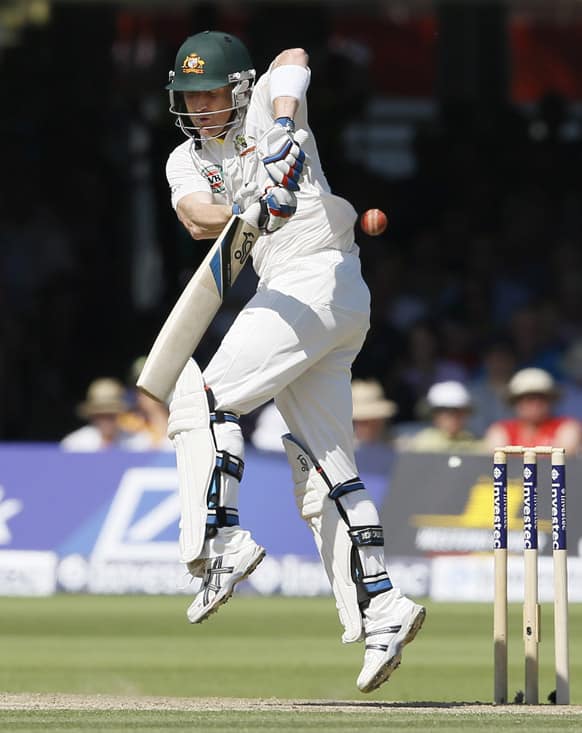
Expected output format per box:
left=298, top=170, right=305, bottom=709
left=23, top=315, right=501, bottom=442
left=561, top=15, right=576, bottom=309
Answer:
left=258, top=118, right=306, bottom=192
left=232, top=182, right=261, bottom=213
left=237, top=185, right=297, bottom=234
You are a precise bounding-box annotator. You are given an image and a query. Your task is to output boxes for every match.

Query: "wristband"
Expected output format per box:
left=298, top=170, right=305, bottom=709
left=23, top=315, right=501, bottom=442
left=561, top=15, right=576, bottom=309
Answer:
left=269, top=64, right=310, bottom=104
left=232, top=203, right=242, bottom=215
left=274, top=116, right=295, bottom=133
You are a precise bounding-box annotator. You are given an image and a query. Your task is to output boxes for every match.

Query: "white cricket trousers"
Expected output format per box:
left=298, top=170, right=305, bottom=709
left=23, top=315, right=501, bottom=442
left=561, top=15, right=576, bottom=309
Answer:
left=203, top=248, right=370, bottom=485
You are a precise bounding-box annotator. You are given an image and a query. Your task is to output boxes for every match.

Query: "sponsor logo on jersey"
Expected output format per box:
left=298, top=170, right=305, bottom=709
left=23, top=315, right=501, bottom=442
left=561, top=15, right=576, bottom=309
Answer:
left=234, top=134, right=247, bottom=150
left=182, top=54, right=205, bottom=74
left=235, top=134, right=256, bottom=158
left=201, top=164, right=226, bottom=194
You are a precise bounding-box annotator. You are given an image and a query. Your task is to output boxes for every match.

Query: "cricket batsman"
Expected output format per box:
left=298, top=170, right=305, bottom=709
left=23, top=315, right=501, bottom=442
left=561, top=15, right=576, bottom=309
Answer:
left=163, top=30, right=425, bottom=693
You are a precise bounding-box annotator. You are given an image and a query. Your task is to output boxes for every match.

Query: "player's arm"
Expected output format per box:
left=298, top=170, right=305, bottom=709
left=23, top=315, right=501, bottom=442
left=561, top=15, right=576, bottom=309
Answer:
left=178, top=185, right=297, bottom=240
left=271, top=47, right=309, bottom=121
left=258, top=48, right=311, bottom=191
left=176, top=192, right=232, bottom=240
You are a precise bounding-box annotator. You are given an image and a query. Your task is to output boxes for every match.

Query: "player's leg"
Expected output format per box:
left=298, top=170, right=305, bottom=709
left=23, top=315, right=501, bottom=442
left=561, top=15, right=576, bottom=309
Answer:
left=168, top=249, right=415, bottom=638
left=167, top=358, right=265, bottom=623
left=276, top=355, right=425, bottom=693
left=170, top=280, right=353, bottom=622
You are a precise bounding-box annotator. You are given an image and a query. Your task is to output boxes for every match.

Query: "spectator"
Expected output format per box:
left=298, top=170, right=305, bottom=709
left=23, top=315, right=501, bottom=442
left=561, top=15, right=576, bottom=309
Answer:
left=119, top=356, right=173, bottom=451
left=483, top=367, right=582, bottom=454
left=398, top=381, right=482, bottom=453
left=61, top=378, right=144, bottom=451
left=352, top=378, right=397, bottom=473
left=352, top=379, right=397, bottom=447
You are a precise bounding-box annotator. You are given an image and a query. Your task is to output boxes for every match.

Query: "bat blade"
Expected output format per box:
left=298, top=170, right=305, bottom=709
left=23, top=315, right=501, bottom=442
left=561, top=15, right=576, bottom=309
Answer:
left=137, top=215, right=259, bottom=402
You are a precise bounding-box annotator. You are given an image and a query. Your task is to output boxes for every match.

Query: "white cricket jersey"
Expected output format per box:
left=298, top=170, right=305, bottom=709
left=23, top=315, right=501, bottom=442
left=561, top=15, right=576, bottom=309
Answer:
left=166, top=67, right=359, bottom=282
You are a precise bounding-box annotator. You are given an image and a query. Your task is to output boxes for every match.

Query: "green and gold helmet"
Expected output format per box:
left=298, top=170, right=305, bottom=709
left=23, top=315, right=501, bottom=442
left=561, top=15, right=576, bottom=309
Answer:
left=167, top=31, right=255, bottom=141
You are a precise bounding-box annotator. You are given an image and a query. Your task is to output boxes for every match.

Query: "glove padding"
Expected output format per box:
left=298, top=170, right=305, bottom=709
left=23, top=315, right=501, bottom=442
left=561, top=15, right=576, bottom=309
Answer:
left=258, top=120, right=307, bottom=192
left=233, top=182, right=261, bottom=213
left=239, top=185, right=297, bottom=234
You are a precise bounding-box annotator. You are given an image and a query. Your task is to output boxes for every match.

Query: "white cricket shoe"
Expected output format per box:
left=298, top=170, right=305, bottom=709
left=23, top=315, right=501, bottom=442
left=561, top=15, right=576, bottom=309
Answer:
left=356, top=589, right=426, bottom=693
left=186, top=529, right=265, bottom=624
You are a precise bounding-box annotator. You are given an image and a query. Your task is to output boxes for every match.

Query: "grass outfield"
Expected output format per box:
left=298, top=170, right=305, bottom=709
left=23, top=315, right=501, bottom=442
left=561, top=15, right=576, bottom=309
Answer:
left=0, top=595, right=581, bottom=731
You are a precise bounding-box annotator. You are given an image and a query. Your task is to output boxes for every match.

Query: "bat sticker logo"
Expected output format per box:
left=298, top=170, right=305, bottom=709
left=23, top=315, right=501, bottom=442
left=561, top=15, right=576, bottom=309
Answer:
left=234, top=231, right=256, bottom=265
left=297, top=454, right=309, bottom=472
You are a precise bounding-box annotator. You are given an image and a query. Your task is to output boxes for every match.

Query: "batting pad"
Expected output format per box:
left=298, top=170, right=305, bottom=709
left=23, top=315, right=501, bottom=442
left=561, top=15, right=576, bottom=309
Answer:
left=168, top=359, right=216, bottom=563
left=282, top=433, right=363, bottom=644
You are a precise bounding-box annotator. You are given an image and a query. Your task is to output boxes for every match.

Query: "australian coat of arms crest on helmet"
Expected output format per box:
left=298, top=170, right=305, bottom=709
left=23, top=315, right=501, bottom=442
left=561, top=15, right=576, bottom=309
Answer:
left=182, top=54, right=205, bottom=74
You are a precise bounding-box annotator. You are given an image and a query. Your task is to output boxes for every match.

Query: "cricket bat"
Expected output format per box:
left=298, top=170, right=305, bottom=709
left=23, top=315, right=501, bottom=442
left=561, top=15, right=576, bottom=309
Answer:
left=137, top=215, right=259, bottom=402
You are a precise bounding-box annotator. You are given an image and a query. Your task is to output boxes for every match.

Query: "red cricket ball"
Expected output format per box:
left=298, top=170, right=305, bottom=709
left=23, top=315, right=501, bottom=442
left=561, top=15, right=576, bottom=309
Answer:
left=360, top=208, right=388, bottom=236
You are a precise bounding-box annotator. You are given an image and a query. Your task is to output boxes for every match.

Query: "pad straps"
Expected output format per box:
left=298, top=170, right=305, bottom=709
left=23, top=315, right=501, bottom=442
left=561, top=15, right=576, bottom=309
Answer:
left=205, top=396, right=244, bottom=537
left=329, top=477, right=393, bottom=600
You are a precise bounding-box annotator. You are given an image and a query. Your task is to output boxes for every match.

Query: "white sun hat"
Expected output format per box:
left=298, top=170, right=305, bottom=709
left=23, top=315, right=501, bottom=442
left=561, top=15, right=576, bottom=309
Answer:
left=507, top=367, right=559, bottom=401
left=426, top=381, right=472, bottom=410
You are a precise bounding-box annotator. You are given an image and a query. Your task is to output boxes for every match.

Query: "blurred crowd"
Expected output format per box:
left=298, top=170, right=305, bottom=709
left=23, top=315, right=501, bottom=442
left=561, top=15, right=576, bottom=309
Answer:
left=1, top=7, right=582, bottom=448
left=64, top=363, right=582, bottom=457
left=60, top=358, right=172, bottom=452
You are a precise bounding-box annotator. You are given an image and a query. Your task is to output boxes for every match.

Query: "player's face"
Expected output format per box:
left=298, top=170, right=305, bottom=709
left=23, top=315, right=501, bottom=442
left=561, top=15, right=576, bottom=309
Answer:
left=183, top=85, right=233, bottom=138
